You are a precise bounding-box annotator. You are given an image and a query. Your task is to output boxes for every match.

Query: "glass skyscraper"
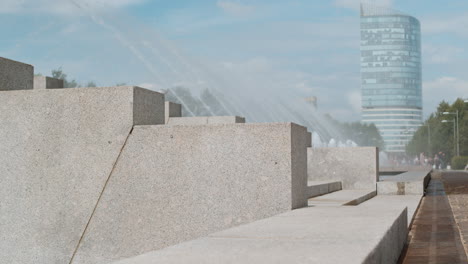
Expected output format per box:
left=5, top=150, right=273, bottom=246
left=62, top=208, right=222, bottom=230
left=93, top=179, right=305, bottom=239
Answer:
left=360, top=4, right=422, bottom=153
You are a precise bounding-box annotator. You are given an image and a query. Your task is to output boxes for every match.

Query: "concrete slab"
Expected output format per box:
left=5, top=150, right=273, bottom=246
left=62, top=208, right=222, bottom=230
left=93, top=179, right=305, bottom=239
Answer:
left=113, top=205, right=407, bottom=264
left=0, top=57, right=33, bottom=90
left=71, top=123, right=308, bottom=264
left=166, top=116, right=245, bottom=125
left=306, top=181, right=341, bottom=198
left=308, top=189, right=376, bottom=206
left=33, top=76, right=64, bottom=89
left=378, top=169, right=431, bottom=195
left=360, top=195, right=423, bottom=228
left=307, top=147, right=378, bottom=190
left=164, top=101, right=182, bottom=124
left=0, top=86, right=164, bottom=264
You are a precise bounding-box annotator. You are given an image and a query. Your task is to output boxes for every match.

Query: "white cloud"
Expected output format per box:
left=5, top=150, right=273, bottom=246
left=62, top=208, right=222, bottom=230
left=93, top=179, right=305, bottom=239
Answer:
left=423, top=77, right=468, bottom=116
left=216, top=1, right=254, bottom=16
left=0, top=0, right=147, bottom=14
left=422, top=44, right=464, bottom=64
left=334, top=0, right=393, bottom=11
left=422, top=13, right=468, bottom=37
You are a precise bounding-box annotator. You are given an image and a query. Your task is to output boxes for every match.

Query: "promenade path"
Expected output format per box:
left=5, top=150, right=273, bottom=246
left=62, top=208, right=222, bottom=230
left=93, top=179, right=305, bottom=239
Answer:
left=400, top=171, right=468, bottom=264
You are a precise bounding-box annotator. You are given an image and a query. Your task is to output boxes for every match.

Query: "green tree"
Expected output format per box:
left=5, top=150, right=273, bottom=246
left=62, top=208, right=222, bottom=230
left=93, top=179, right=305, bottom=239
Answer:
left=50, top=68, right=97, bottom=88
left=407, top=98, right=468, bottom=161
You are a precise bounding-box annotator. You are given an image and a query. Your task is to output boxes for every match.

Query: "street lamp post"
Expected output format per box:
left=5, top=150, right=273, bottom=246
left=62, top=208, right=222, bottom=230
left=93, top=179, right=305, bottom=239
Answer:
left=442, top=111, right=459, bottom=156
left=441, top=119, right=456, bottom=157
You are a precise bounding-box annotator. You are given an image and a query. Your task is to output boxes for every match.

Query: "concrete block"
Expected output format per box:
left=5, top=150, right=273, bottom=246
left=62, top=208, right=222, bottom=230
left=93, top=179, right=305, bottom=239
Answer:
left=33, top=76, right=64, bottom=89
left=208, top=116, right=245, bottom=124
left=360, top=195, right=423, bottom=228
left=112, top=205, right=407, bottom=264
left=308, top=189, right=376, bottom=206
left=307, top=147, right=378, bottom=190
left=0, top=86, right=164, bottom=264
left=377, top=170, right=431, bottom=195
left=306, top=131, right=312, bottom=147
left=166, top=116, right=245, bottom=125
left=165, top=101, right=182, bottom=124
left=0, top=57, right=33, bottom=90
left=307, top=181, right=342, bottom=198
left=71, top=122, right=308, bottom=263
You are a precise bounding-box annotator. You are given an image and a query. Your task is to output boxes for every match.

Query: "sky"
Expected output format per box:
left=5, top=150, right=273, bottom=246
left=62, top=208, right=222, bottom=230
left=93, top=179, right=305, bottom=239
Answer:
left=1, top=0, right=467, bottom=122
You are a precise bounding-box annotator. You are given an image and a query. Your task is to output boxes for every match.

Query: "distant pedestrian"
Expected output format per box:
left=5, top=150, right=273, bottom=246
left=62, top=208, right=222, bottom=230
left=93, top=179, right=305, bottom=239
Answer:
left=434, top=154, right=440, bottom=169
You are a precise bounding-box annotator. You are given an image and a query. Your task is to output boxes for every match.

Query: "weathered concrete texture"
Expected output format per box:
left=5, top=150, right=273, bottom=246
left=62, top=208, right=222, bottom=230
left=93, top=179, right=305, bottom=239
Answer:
left=308, top=190, right=376, bottom=206
left=113, top=206, right=407, bottom=264
left=307, top=181, right=341, bottom=198
left=378, top=169, right=431, bottom=195
left=33, top=76, right=64, bottom=89
left=0, top=87, right=164, bottom=264
left=308, top=147, right=378, bottom=190
left=0, top=57, right=33, bottom=90
left=71, top=123, right=308, bottom=264
left=167, top=116, right=245, bottom=125
left=164, top=101, right=182, bottom=123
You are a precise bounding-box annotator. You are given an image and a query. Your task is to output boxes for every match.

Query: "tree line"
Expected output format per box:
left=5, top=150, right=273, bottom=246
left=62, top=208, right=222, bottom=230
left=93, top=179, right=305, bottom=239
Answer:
left=406, top=98, right=468, bottom=168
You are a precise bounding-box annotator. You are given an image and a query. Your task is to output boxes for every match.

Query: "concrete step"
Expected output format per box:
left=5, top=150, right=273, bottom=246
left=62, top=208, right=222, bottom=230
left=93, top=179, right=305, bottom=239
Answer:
left=359, top=195, right=423, bottom=228
left=308, top=189, right=376, bottom=206
left=306, top=181, right=342, bottom=198
left=113, top=205, right=407, bottom=264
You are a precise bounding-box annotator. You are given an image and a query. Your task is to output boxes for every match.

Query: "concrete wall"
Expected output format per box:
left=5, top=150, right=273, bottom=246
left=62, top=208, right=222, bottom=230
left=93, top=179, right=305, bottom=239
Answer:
left=71, top=123, right=308, bottom=264
left=165, top=101, right=182, bottom=123
left=33, top=76, right=64, bottom=89
left=0, top=86, right=164, bottom=264
left=307, top=147, right=378, bottom=190
left=167, top=116, right=246, bottom=125
left=0, top=57, right=33, bottom=90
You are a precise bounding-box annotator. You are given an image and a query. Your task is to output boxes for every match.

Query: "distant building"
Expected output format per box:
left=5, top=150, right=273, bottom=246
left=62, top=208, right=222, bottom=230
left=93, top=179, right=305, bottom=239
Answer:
left=360, top=3, right=423, bottom=153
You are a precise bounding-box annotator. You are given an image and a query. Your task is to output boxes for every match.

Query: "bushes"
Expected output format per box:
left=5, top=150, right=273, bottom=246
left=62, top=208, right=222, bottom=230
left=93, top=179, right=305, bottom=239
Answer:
left=451, top=156, right=468, bottom=170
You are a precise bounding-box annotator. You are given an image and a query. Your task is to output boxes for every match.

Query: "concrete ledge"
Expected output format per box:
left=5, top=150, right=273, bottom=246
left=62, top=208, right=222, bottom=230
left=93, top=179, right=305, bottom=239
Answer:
left=33, top=76, right=64, bottom=89
left=307, top=181, right=341, bottom=198
left=113, top=206, right=407, bottom=264
left=167, top=116, right=245, bottom=125
left=308, top=190, right=376, bottom=206
left=165, top=101, right=182, bottom=124
left=308, top=147, right=378, bottom=190
left=360, top=195, right=423, bottom=228
left=378, top=169, right=431, bottom=195
left=71, top=123, right=308, bottom=263
left=0, top=57, right=33, bottom=90
left=0, top=86, right=164, bottom=264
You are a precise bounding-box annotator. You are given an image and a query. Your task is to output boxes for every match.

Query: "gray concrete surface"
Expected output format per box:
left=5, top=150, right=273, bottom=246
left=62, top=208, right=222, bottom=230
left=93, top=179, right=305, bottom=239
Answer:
left=0, top=57, right=33, bottom=90
left=307, top=147, right=378, bottom=190
left=164, top=101, right=182, bottom=124
left=378, top=169, right=431, bottom=195
left=360, top=195, right=423, bottom=228
left=0, top=86, right=164, bottom=264
left=113, top=205, right=407, bottom=264
left=71, top=123, right=308, bottom=264
left=167, top=116, right=245, bottom=125
left=33, top=76, right=64, bottom=89
left=308, top=189, right=377, bottom=206
left=307, top=181, right=341, bottom=198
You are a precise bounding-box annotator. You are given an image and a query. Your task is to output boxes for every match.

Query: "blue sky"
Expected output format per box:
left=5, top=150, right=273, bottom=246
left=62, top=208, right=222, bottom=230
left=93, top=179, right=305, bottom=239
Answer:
left=1, top=0, right=467, bottom=122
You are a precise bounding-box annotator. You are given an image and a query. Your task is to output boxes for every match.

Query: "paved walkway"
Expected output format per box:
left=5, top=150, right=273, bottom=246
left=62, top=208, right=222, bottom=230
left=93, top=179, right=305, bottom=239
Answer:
left=400, top=171, right=468, bottom=264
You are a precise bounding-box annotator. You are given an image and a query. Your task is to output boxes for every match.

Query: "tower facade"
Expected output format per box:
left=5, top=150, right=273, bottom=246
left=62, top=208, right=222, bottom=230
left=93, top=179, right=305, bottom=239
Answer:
left=360, top=4, right=422, bottom=153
